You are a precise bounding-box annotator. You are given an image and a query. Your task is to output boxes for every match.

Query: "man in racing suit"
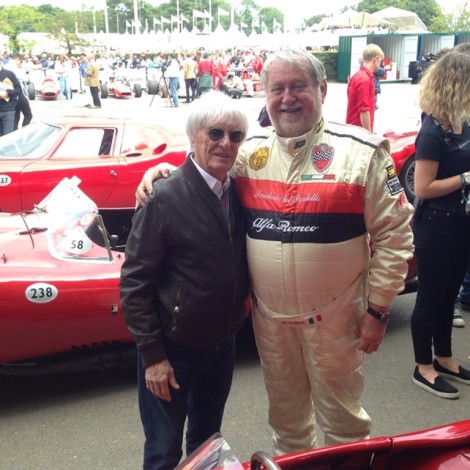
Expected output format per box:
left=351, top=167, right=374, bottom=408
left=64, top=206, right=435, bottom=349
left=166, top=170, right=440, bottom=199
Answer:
left=135, top=49, right=414, bottom=456
left=233, top=48, right=413, bottom=454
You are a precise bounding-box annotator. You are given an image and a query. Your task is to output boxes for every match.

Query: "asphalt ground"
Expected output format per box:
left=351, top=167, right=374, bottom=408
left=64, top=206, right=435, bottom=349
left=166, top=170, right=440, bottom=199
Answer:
left=1, top=82, right=469, bottom=469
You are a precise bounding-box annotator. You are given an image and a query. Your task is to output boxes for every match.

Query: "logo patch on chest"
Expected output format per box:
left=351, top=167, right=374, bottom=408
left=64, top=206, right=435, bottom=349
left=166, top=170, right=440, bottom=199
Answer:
left=249, top=147, right=269, bottom=170
left=312, top=143, right=334, bottom=172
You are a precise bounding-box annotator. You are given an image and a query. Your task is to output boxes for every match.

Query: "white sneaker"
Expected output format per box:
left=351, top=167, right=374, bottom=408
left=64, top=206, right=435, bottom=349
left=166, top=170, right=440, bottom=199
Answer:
left=453, top=311, right=465, bottom=328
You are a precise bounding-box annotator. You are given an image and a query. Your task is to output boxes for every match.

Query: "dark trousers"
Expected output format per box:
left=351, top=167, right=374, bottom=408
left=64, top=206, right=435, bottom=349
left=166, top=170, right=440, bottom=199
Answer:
left=137, top=337, right=236, bottom=470
left=14, top=94, right=33, bottom=130
left=90, top=86, right=101, bottom=107
left=0, top=109, right=15, bottom=136
left=411, top=206, right=470, bottom=364
left=184, top=78, right=196, bottom=102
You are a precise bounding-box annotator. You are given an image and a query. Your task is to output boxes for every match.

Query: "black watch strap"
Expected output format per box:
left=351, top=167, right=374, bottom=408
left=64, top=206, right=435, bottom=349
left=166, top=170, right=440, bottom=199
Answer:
left=367, top=306, right=390, bottom=325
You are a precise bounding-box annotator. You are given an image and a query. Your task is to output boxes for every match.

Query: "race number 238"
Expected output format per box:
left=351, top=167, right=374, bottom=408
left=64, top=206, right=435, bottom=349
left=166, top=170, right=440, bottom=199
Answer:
left=25, top=283, right=59, bottom=304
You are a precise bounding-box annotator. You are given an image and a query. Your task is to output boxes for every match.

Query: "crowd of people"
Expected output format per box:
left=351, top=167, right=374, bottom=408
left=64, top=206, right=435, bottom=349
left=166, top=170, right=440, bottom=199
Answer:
left=158, top=48, right=265, bottom=106
left=0, top=47, right=266, bottom=122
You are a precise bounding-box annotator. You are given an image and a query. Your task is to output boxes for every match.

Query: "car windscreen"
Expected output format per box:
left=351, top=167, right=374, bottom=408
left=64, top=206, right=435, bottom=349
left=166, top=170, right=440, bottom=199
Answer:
left=0, top=122, right=61, bottom=158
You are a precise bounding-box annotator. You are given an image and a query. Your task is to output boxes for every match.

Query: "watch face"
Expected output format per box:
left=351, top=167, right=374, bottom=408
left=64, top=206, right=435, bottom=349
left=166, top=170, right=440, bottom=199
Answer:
left=465, top=174, right=470, bottom=184
left=380, top=312, right=391, bottom=325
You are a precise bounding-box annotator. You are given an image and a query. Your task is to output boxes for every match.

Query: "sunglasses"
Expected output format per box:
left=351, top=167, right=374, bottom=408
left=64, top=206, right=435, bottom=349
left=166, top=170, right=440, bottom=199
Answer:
left=206, top=128, right=245, bottom=144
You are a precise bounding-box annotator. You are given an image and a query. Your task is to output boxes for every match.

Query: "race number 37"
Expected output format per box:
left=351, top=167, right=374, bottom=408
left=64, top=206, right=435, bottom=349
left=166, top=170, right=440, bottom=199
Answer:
left=0, top=175, right=12, bottom=186
left=25, top=283, right=59, bottom=304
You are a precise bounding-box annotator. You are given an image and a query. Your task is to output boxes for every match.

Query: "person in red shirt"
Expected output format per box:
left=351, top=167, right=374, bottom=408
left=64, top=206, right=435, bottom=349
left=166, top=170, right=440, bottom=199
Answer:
left=197, top=51, right=213, bottom=96
left=211, top=56, right=226, bottom=90
left=346, top=44, right=384, bottom=132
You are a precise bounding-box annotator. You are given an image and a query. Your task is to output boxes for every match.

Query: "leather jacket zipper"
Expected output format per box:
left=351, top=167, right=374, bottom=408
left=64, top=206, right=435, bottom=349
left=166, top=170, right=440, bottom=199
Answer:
left=171, top=284, right=184, bottom=333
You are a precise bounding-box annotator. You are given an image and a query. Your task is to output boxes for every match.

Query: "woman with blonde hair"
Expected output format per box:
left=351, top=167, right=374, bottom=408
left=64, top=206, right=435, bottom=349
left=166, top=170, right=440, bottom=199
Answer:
left=411, top=51, right=470, bottom=399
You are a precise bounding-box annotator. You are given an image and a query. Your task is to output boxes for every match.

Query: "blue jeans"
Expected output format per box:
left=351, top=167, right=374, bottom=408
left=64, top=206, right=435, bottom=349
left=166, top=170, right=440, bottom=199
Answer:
left=59, top=76, right=71, bottom=101
left=457, top=267, right=470, bottom=304
left=0, top=109, right=15, bottom=136
left=137, top=337, right=235, bottom=470
left=169, top=77, right=179, bottom=106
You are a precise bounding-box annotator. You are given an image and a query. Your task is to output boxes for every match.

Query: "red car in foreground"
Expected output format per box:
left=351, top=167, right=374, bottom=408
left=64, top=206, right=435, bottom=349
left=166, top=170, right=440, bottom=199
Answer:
left=178, top=420, right=470, bottom=469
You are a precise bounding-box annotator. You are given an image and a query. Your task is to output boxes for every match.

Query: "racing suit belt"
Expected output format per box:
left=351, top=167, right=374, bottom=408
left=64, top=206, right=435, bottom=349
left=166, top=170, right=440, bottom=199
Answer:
left=253, top=271, right=365, bottom=328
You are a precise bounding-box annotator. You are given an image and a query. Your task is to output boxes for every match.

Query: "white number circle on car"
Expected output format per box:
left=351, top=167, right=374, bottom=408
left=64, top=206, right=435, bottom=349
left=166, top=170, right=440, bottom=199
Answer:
left=60, top=235, right=92, bottom=255
left=25, top=283, right=58, bottom=304
left=0, top=175, right=12, bottom=186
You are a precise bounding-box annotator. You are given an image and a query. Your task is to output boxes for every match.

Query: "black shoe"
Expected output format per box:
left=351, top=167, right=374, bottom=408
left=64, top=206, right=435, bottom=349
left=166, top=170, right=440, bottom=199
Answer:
left=433, top=359, right=470, bottom=384
left=412, top=366, right=459, bottom=399
left=84, top=104, right=92, bottom=108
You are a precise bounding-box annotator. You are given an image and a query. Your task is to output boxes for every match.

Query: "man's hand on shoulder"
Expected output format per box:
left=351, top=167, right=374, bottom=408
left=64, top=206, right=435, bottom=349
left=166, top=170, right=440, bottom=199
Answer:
left=135, top=163, right=177, bottom=208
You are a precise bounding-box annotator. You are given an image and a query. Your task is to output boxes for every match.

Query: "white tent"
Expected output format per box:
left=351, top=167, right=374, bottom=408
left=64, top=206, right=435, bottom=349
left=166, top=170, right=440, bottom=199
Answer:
left=372, top=7, right=428, bottom=33
left=320, top=10, right=388, bottom=28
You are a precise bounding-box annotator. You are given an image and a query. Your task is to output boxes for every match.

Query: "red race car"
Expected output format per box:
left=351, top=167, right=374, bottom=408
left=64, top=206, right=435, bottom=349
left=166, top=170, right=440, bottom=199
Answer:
left=0, top=177, right=131, bottom=373
left=178, top=420, right=470, bottom=469
left=100, top=75, right=143, bottom=99
left=27, top=76, right=61, bottom=101
left=0, top=117, right=187, bottom=244
left=385, top=129, right=417, bottom=204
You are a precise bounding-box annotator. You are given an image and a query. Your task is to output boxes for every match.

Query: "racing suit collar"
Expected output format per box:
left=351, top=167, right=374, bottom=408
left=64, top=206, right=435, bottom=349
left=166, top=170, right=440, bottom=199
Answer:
left=276, top=118, right=325, bottom=157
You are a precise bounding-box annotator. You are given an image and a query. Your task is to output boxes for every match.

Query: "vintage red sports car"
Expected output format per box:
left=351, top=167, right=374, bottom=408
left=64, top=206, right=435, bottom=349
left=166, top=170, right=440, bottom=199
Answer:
left=27, top=76, right=61, bottom=101
left=0, top=177, right=132, bottom=373
left=100, top=75, right=143, bottom=99
left=0, top=117, right=187, bottom=244
left=177, top=420, right=470, bottom=469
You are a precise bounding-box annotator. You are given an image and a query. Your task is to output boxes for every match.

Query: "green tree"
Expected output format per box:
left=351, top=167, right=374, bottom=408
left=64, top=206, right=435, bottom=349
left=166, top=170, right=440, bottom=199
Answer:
left=0, top=5, right=49, bottom=51
left=430, top=3, right=470, bottom=32
left=305, top=14, right=328, bottom=29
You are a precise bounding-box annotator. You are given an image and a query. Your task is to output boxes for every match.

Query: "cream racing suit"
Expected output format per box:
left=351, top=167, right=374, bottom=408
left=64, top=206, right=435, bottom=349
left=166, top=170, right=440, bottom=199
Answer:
left=233, top=119, right=414, bottom=454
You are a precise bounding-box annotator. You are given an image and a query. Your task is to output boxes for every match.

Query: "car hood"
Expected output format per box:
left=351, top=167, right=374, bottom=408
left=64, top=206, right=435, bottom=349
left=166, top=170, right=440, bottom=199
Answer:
left=0, top=211, right=47, bottom=259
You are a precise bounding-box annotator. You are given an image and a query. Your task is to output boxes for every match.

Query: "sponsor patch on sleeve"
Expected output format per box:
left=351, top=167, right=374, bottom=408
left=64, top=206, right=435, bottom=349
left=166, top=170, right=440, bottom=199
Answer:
left=385, top=164, right=403, bottom=196
left=386, top=176, right=403, bottom=196
left=386, top=164, right=397, bottom=178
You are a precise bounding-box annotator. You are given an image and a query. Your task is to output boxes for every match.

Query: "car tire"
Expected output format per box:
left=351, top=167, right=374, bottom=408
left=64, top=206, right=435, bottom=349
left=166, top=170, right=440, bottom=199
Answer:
left=28, top=83, right=35, bottom=101
left=100, top=83, right=108, bottom=99
left=133, top=83, right=142, bottom=98
left=398, top=154, right=416, bottom=204
left=147, top=80, right=159, bottom=95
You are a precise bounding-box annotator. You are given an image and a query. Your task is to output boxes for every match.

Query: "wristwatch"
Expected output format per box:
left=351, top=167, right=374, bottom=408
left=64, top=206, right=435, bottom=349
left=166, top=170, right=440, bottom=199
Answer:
left=460, top=172, right=470, bottom=186
left=366, top=306, right=391, bottom=325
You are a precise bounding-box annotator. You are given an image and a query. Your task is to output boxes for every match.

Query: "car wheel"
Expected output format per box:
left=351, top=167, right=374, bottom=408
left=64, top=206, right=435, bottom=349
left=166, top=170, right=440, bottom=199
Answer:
left=147, top=79, right=159, bottom=95
left=28, top=83, right=35, bottom=101
left=100, top=83, right=108, bottom=99
left=398, top=154, right=416, bottom=204
left=133, top=83, right=142, bottom=98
